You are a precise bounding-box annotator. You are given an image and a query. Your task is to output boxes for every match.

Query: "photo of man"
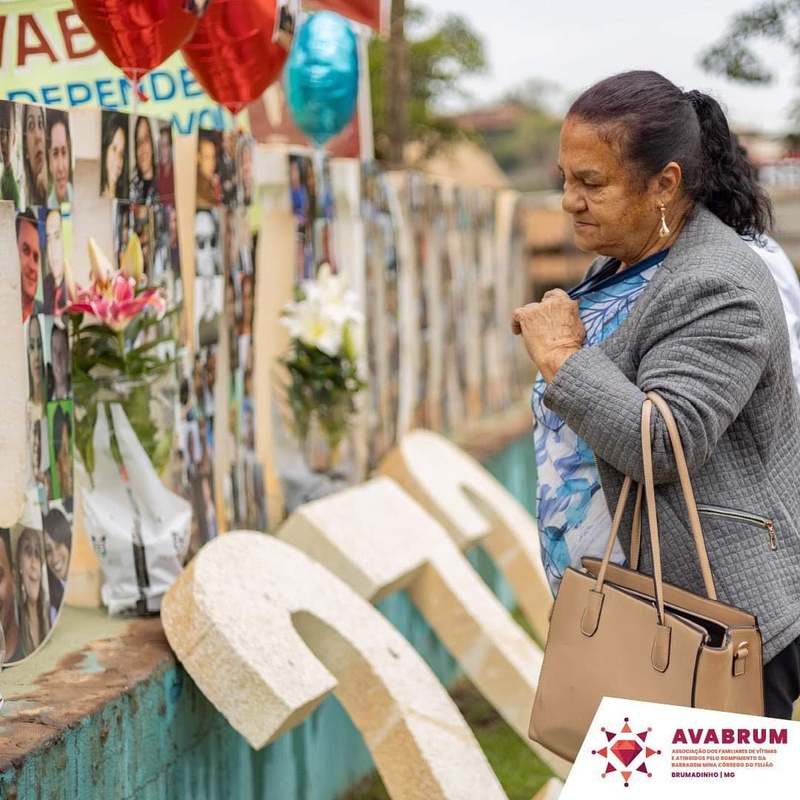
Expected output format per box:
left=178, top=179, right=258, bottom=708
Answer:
left=156, top=123, right=175, bottom=204
left=18, top=208, right=43, bottom=322
left=42, top=208, right=66, bottom=315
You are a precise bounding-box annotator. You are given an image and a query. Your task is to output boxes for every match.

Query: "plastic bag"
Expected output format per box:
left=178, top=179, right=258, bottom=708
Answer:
left=82, top=403, right=191, bottom=615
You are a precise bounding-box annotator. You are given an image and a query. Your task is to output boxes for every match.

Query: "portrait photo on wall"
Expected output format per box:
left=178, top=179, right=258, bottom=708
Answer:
left=12, top=525, right=51, bottom=659
left=219, top=130, right=238, bottom=208
left=236, top=134, right=254, bottom=207
left=29, top=415, right=51, bottom=510
left=194, top=207, right=221, bottom=277
left=289, top=154, right=314, bottom=284
left=22, top=104, right=48, bottom=207
left=46, top=108, right=73, bottom=209
left=112, top=200, right=131, bottom=271
left=45, top=317, right=71, bottom=403
left=41, top=207, right=68, bottom=316
left=130, top=115, right=159, bottom=205
left=42, top=501, right=71, bottom=629
left=0, top=100, right=24, bottom=208
left=132, top=204, right=155, bottom=276
left=194, top=275, right=223, bottom=349
left=47, top=399, right=73, bottom=513
left=27, top=314, right=46, bottom=423
left=157, top=122, right=175, bottom=204
left=273, top=0, right=296, bottom=51
left=100, top=110, right=129, bottom=200
left=151, top=204, right=172, bottom=283
left=196, top=129, right=221, bottom=209
left=18, top=207, right=44, bottom=323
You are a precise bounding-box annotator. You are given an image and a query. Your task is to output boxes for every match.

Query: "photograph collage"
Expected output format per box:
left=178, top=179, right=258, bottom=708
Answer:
left=288, top=151, right=336, bottom=284
left=189, top=128, right=265, bottom=557
left=361, top=163, right=400, bottom=471
left=1, top=99, right=74, bottom=664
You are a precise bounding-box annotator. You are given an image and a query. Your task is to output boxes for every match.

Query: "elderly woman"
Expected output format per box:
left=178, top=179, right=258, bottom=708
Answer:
left=513, top=70, right=800, bottom=720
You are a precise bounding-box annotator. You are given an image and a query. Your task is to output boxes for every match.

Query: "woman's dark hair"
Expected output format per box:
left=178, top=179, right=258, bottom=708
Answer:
left=100, top=112, right=128, bottom=198
left=568, top=70, right=773, bottom=237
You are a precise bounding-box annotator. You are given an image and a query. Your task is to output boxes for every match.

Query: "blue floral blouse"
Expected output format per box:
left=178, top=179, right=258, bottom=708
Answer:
left=531, top=250, right=669, bottom=595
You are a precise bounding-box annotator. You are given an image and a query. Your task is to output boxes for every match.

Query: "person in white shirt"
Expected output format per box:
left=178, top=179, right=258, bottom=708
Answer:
left=746, top=234, right=800, bottom=393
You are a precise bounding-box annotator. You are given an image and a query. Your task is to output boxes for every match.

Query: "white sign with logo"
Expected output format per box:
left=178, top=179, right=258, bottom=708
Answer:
left=561, top=696, right=800, bottom=798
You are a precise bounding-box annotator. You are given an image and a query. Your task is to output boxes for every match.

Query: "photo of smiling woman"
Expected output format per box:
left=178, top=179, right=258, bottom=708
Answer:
left=27, top=314, right=45, bottom=421
left=22, top=105, right=47, bottom=207
left=46, top=109, right=72, bottom=208
left=100, top=111, right=128, bottom=200
left=130, top=116, right=157, bottom=204
left=43, top=506, right=70, bottom=623
left=14, top=526, right=50, bottom=657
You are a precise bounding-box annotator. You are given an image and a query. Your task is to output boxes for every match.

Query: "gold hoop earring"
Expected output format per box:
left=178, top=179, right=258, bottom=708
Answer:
left=659, top=203, right=670, bottom=238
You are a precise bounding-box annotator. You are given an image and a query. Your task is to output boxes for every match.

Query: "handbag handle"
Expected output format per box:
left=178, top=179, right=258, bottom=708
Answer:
left=582, top=392, right=717, bottom=671
left=629, top=392, right=717, bottom=600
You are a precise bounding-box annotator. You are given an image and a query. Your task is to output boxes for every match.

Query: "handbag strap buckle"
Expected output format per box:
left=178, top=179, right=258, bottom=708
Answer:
left=733, top=642, right=749, bottom=677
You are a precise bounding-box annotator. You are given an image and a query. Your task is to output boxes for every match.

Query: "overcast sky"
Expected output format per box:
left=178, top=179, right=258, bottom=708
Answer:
left=427, top=0, right=797, bottom=135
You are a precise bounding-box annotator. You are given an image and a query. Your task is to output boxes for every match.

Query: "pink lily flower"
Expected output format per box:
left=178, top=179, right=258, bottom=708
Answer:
left=66, top=273, right=164, bottom=332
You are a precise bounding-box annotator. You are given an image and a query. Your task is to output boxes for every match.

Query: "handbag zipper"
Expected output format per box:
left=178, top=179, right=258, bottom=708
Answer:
left=697, top=504, right=777, bottom=551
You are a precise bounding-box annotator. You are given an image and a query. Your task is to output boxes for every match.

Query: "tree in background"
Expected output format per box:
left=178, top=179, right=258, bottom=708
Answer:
left=699, top=0, right=800, bottom=124
left=481, top=79, right=564, bottom=192
left=370, top=5, right=488, bottom=164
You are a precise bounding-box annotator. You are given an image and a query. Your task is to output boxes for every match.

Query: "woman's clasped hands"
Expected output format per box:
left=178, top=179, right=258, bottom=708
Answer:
left=512, top=288, right=586, bottom=383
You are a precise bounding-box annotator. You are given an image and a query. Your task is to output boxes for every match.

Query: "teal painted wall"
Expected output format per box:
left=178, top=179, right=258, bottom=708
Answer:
left=0, top=436, right=537, bottom=800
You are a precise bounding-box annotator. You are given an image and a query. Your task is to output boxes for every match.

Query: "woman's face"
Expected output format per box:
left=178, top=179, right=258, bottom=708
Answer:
left=19, top=531, right=42, bottom=604
left=48, top=122, right=70, bottom=202
left=135, top=118, right=154, bottom=179
left=46, top=211, right=63, bottom=282
left=28, top=317, right=42, bottom=389
left=558, top=117, right=662, bottom=263
left=44, top=531, right=69, bottom=582
left=106, top=127, right=125, bottom=192
left=25, top=107, right=46, bottom=177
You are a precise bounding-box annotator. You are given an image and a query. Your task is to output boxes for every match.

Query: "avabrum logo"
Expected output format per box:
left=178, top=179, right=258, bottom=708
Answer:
left=591, top=716, right=662, bottom=787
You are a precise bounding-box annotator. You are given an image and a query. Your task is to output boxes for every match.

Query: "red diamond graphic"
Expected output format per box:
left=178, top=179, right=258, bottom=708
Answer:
left=610, top=738, right=642, bottom=767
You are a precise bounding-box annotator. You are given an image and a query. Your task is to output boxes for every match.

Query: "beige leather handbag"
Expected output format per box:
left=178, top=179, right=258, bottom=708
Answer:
left=528, top=391, right=764, bottom=763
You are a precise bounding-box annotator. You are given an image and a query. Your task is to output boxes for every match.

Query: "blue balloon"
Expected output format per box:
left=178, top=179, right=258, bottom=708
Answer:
left=285, top=11, right=359, bottom=147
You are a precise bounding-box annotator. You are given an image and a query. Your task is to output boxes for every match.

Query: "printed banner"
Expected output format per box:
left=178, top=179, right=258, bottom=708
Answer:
left=0, top=0, right=232, bottom=133
left=561, top=696, right=800, bottom=798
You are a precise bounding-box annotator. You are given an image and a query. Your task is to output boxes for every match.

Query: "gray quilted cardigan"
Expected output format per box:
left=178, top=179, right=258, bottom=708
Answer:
left=544, top=204, right=800, bottom=662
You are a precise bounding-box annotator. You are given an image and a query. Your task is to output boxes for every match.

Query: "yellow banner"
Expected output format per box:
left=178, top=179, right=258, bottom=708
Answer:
left=0, top=0, right=238, bottom=131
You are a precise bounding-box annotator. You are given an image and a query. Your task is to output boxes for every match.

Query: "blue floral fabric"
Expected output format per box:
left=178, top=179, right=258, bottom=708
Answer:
left=532, top=257, right=664, bottom=595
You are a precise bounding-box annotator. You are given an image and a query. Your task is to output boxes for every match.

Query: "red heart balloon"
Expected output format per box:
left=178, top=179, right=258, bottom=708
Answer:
left=306, top=0, right=383, bottom=31
left=73, top=0, right=198, bottom=82
left=181, top=0, right=289, bottom=116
